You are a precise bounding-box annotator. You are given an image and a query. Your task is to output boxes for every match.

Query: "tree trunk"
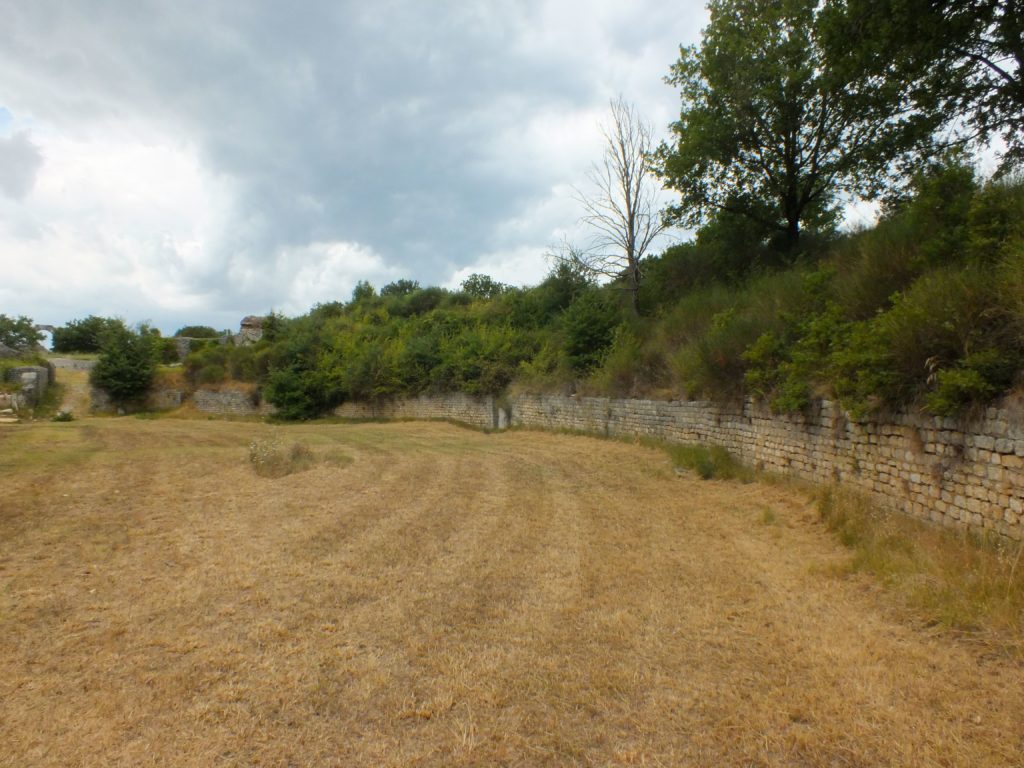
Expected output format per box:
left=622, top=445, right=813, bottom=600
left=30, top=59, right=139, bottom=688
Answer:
left=785, top=215, right=801, bottom=252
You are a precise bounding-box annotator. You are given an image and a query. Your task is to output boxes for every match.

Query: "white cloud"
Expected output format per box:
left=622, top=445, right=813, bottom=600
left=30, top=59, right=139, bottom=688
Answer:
left=0, top=129, right=236, bottom=327
left=270, top=241, right=406, bottom=314
left=0, top=0, right=709, bottom=330
left=446, top=245, right=551, bottom=290
left=0, top=131, right=43, bottom=199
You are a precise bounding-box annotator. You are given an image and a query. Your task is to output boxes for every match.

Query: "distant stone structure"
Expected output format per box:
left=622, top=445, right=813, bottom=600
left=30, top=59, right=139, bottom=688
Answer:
left=172, top=316, right=263, bottom=362
left=235, top=316, right=264, bottom=346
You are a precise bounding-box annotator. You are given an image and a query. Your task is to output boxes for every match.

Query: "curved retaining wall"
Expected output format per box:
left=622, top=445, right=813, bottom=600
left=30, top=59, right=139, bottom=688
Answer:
left=333, top=392, right=504, bottom=430
left=324, top=392, right=1024, bottom=542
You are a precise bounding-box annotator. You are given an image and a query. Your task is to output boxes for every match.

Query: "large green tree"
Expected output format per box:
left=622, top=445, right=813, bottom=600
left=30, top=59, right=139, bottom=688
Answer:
left=658, top=0, right=935, bottom=252
left=0, top=314, right=42, bottom=351
left=822, top=0, right=1023, bottom=170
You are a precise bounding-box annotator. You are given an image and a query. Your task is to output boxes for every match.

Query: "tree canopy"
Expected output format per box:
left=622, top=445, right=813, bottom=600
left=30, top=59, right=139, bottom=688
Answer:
left=658, top=0, right=935, bottom=253
left=822, top=0, right=1023, bottom=171
left=0, top=314, right=43, bottom=352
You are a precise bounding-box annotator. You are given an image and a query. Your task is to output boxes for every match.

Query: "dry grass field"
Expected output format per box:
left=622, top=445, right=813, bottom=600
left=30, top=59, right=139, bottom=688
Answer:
left=1, top=417, right=1023, bottom=766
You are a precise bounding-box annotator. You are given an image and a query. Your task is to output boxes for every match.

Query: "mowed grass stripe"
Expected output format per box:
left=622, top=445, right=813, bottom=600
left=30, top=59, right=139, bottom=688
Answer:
left=1, top=419, right=1023, bottom=766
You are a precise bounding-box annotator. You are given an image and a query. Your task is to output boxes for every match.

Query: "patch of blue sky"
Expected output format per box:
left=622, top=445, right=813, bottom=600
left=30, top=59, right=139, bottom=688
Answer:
left=0, top=106, right=12, bottom=135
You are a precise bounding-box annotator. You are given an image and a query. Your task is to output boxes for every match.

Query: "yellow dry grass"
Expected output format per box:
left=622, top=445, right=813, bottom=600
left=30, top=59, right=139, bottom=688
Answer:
left=1, top=418, right=1022, bottom=767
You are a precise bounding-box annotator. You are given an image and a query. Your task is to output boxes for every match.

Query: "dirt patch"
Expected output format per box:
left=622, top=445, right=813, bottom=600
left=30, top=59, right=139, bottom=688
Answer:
left=52, top=366, right=92, bottom=415
left=1, top=419, right=1022, bottom=766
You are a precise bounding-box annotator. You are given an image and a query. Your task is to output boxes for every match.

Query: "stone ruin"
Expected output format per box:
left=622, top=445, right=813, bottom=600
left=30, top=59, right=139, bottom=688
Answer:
left=1, top=364, right=51, bottom=414
left=172, top=316, right=265, bottom=361
left=235, top=315, right=264, bottom=346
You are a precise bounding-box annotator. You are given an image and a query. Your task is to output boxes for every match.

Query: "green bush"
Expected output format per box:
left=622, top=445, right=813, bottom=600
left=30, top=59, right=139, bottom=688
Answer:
left=585, top=325, right=668, bottom=397
left=832, top=266, right=1016, bottom=417
left=671, top=307, right=766, bottom=401
left=561, top=289, right=621, bottom=374
left=925, top=349, right=1019, bottom=417
left=90, top=325, right=159, bottom=405
left=966, top=176, right=1024, bottom=263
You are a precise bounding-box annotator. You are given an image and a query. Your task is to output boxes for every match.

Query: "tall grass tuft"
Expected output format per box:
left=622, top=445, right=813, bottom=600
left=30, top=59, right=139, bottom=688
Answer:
left=662, top=442, right=754, bottom=482
left=819, top=486, right=1024, bottom=656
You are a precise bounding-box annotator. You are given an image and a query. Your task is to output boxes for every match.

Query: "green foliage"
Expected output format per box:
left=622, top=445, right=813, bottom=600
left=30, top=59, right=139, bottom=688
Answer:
left=174, top=325, right=221, bottom=338
left=966, top=175, right=1024, bottom=263
left=924, top=349, right=1018, bottom=417
left=184, top=341, right=268, bottom=386
left=825, top=0, right=1024, bottom=170
left=659, top=0, right=932, bottom=253
left=380, top=279, right=420, bottom=297
left=832, top=266, right=1014, bottom=417
left=53, top=316, right=125, bottom=353
left=0, top=314, right=42, bottom=351
left=460, top=273, right=510, bottom=300
left=179, top=173, right=1024, bottom=421
left=561, top=289, right=621, bottom=374
left=90, top=324, right=159, bottom=405
left=664, top=443, right=753, bottom=482
left=585, top=325, right=668, bottom=397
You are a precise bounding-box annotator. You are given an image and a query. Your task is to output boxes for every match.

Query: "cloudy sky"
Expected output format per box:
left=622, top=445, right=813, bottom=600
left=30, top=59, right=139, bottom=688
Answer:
left=0, top=0, right=708, bottom=334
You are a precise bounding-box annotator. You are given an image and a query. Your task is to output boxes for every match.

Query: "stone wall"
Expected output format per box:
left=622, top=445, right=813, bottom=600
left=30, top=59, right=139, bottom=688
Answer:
left=510, top=394, right=1023, bottom=541
left=192, top=389, right=275, bottom=417
left=3, top=364, right=52, bottom=409
left=333, top=392, right=502, bottom=430
left=321, top=391, right=1023, bottom=542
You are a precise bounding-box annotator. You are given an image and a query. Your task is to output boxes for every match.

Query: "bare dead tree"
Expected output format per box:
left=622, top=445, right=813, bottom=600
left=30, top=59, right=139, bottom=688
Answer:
left=570, top=97, right=669, bottom=315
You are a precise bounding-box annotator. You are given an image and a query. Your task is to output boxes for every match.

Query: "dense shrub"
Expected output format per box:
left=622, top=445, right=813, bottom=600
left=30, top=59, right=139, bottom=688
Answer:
left=561, top=289, right=621, bottom=373
left=53, top=316, right=124, bottom=353
left=90, top=325, right=159, bottom=405
left=220, top=173, right=1024, bottom=419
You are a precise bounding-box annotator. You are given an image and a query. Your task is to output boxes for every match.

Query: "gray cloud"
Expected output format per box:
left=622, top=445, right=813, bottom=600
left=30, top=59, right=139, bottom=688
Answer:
left=0, top=131, right=43, bottom=199
left=0, top=0, right=706, bottom=330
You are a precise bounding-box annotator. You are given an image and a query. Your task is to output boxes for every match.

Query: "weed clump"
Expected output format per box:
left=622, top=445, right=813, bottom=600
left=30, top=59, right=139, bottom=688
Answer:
left=248, top=433, right=317, bottom=478
left=819, top=486, right=1024, bottom=655
left=662, top=442, right=754, bottom=482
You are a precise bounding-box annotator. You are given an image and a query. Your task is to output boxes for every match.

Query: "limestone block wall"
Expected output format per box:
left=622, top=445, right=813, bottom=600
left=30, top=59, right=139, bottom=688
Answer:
left=333, top=392, right=499, bottom=430
left=508, top=394, right=1023, bottom=542
left=192, top=389, right=275, bottom=417
left=4, top=365, right=51, bottom=408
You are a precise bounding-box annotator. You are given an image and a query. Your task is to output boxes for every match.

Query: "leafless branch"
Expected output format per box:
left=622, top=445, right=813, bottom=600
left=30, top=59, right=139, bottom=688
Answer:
left=572, top=97, right=669, bottom=313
